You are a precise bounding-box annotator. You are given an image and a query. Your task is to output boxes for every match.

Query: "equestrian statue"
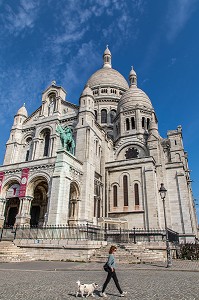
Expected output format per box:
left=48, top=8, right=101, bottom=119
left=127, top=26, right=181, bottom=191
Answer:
left=56, top=124, right=75, bottom=155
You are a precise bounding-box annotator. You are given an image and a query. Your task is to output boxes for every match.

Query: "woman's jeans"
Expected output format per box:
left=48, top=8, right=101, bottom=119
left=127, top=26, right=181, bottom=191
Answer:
left=102, top=269, right=123, bottom=294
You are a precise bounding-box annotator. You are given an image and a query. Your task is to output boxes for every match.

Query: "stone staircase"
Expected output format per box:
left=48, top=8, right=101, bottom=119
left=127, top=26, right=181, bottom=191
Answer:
left=0, top=241, right=35, bottom=262
left=89, top=242, right=166, bottom=264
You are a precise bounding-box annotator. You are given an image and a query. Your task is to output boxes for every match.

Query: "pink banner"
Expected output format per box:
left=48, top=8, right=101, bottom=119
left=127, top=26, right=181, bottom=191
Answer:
left=0, top=171, right=5, bottom=193
left=19, top=168, right=29, bottom=197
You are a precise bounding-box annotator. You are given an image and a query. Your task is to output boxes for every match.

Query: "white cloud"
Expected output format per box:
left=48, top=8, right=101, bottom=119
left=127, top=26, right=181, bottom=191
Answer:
left=48, top=0, right=145, bottom=58
left=1, top=0, right=40, bottom=35
left=0, top=62, right=48, bottom=122
left=166, top=0, right=197, bottom=42
left=61, top=41, right=101, bottom=101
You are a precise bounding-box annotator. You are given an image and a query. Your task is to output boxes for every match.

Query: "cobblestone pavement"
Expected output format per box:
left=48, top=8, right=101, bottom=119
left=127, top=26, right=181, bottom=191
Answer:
left=0, top=261, right=198, bottom=300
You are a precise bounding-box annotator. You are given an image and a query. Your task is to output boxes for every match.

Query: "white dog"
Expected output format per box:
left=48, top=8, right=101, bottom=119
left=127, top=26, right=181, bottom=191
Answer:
left=76, top=280, right=98, bottom=297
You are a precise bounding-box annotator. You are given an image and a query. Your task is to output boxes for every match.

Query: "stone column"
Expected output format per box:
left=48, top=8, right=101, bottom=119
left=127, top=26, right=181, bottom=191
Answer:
left=32, top=138, right=39, bottom=160
left=0, top=198, right=6, bottom=228
left=15, top=196, right=33, bottom=226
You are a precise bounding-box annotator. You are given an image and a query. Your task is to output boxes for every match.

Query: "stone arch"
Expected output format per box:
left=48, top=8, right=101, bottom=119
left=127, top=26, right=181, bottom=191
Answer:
left=1, top=176, right=21, bottom=198
left=116, top=142, right=149, bottom=160
left=47, top=92, right=57, bottom=116
left=68, top=181, right=80, bottom=224
left=22, top=135, right=34, bottom=161
left=37, top=125, right=53, bottom=136
left=40, top=128, right=51, bottom=157
left=47, top=90, right=58, bottom=99
left=2, top=178, right=21, bottom=227
left=27, top=175, right=49, bottom=226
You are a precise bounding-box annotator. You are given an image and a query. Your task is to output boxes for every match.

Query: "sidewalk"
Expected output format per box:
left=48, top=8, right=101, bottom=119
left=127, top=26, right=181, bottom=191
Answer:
left=0, top=260, right=198, bottom=272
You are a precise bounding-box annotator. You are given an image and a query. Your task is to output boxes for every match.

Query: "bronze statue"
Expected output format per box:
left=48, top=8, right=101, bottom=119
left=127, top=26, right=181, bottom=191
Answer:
left=56, top=124, right=75, bottom=155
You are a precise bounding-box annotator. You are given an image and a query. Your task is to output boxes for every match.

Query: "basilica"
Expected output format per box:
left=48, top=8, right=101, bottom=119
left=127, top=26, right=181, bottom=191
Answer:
left=0, top=47, right=198, bottom=240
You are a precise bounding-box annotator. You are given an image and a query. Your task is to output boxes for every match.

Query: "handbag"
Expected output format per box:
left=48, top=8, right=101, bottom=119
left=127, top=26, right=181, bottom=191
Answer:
left=103, top=262, right=110, bottom=272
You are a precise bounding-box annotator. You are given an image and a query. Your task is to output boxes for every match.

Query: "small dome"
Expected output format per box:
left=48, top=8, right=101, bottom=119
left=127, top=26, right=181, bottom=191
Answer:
left=81, top=85, right=93, bottom=97
left=118, top=86, right=152, bottom=110
left=129, top=66, right=137, bottom=76
left=17, top=104, right=28, bottom=117
left=104, top=45, right=111, bottom=56
left=87, top=68, right=129, bottom=90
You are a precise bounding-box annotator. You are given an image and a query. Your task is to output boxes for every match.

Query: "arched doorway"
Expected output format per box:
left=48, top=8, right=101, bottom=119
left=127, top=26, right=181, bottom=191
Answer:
left=30, top=179, right=48, bottom=227
left=4, top=183, right=20, bottom=227
left=68, top=182, right=79, bottom=225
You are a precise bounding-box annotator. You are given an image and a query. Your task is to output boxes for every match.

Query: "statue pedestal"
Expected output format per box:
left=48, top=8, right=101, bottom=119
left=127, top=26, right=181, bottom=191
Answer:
left=47, top=149, right=82, bottom=226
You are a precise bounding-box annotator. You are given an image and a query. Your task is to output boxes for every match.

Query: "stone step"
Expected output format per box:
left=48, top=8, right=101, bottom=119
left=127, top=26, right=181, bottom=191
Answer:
left=90, top=243, right=166, bottom=264
left=0, top=241, right=35, bottom=262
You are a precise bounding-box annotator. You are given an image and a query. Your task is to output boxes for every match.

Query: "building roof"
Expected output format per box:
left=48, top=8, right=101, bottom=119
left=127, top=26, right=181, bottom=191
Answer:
left=81, top=85, right=93, bottom=97
left=16, top=104, right=28, bottom=117
left=118, top=86, right=152, bottom=110
left=86, top=67, right=129, bottom=90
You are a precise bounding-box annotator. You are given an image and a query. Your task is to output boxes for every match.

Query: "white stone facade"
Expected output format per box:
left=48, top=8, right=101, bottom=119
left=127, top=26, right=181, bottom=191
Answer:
left=0, top=47, right=198, bottom=241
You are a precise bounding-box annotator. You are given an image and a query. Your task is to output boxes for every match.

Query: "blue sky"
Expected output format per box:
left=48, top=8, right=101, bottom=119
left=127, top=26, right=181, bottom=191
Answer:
left=0, top=0, right=199, bottom=220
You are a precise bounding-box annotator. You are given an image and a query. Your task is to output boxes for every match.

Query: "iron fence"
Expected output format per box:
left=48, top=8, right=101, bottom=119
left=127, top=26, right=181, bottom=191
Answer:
left=0, top=225, right=175, bottom=243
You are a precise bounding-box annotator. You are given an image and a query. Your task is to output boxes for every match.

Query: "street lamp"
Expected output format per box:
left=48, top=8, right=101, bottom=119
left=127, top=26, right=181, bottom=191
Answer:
left=159, top=183, right=172, bottom=267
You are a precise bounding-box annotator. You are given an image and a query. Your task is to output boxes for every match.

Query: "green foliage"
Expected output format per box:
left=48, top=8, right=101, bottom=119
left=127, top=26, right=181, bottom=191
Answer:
left=177, top=243, right=199, bottom=260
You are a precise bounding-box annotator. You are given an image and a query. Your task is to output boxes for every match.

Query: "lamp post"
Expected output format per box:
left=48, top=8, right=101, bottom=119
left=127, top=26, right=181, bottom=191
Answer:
left=159, top=183, right=172, bottom=267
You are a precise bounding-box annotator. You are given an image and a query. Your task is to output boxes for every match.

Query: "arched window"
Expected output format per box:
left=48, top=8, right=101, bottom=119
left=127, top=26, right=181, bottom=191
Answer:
left=126, top=118, right=130, bottom=130
left=94, top=110, right=97, bottom=121
left=110, top=109, right=116, bottom=123
left=131, top=117, right=135, bottom=129
left=25, top=137, right=33, bottom=161
left=69, top=183, right=79, bottom=220
left=113, top=185, right=118, bottom=207
left=101, top=109, right=107, bottom=123
left=142, top=117, right=145, bottom=129
left=123, top=175, right=128, bottom=206
left=134, top=183, right=139, bottom=206
left=43, top=131, right=50, bottom=157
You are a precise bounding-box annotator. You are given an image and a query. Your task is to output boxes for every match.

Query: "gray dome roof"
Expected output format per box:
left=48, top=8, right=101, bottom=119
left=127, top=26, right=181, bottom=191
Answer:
left=16, top=104, right=28, bottom=117
left=118, top=86, right=152, bottom=110
left=81, top=85, right=93, bottom=97
left=86, top=68, right=129, bottom=90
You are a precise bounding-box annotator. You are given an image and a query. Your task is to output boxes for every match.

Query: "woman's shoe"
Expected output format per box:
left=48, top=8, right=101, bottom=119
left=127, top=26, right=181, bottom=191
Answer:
left=100, top=292, right=107, bottom=297
left=120, top=291, right=127, bottom=297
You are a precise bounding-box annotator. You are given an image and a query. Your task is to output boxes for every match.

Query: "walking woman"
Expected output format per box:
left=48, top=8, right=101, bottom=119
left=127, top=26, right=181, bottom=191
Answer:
left=100, top=245, right=127, bottom=297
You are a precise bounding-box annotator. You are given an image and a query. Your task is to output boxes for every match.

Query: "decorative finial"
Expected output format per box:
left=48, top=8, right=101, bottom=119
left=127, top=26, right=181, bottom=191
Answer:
left=23, top=103, right=25, bottom=107
left=51, top=80, right=56, bottom=86
left=131, top=65, right=134, bottom=70
left=106, top=44, right=109, bottom=49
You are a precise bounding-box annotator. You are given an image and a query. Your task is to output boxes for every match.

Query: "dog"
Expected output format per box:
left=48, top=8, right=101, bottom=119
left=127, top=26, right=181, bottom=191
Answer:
left=76, top=280, right=98, bottom=297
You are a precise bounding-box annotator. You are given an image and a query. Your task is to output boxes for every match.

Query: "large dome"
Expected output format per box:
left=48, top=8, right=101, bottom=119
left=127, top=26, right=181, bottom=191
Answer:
left=118, top=86, right=152, bottom=110
left=86, top=68, right=129, bottom=90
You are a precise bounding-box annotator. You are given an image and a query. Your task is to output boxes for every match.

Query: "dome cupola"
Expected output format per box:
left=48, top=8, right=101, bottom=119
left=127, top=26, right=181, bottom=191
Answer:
left=129, top=66, right=137, bottom=87
left=118, top=66, right=152, bottom=111
left=103, top=45, right=112, bottom=68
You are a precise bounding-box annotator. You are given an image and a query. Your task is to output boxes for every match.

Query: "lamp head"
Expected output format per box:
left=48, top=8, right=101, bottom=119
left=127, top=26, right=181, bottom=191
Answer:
left=159, top=183, right=167, bottom=199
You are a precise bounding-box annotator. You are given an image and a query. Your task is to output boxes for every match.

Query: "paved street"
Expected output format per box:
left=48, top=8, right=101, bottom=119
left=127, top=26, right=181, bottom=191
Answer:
left=0, top=261, right=198, bottom=300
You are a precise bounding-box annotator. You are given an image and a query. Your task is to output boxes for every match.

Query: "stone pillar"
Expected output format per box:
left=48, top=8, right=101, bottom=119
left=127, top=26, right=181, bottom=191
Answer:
left=47, top=149, right=72, bottom=225
left=15, top=196, right=33, bottom=226
left=32, top=138, right=39, bottom=160
left=0, top=198, right=6, bottom=228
